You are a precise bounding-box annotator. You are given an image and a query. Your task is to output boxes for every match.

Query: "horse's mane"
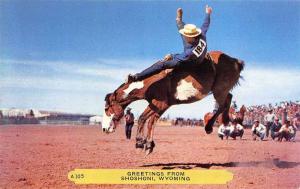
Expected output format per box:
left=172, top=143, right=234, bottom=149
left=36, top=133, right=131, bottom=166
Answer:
left=104, top=93, right=111, bottom=104
left=105, top=82, right=127, bottom=104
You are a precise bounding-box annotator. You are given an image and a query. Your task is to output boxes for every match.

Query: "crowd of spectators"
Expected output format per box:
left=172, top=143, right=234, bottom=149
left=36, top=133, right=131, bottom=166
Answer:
left=243, top=100, right=300, bottom=127
left=240, top=100, right=299, bottom=142
left=216, top=100, right=299, bottom=142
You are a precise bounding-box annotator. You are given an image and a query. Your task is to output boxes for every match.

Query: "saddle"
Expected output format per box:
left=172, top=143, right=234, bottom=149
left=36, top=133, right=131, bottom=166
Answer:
left=206, top=53, right=216, bottom=64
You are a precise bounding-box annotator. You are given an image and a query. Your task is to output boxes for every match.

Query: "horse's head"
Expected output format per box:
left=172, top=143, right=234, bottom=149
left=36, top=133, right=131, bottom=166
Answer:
left=240, top=105, right=247, bottom=114
left=102, top=93, right=125, bottom=133
left=233, top=105, right=247, bottom=125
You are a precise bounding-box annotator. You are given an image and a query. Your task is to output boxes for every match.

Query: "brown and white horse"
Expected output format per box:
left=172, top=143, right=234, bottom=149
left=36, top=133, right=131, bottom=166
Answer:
left=103, top=51, right=244, bottom=155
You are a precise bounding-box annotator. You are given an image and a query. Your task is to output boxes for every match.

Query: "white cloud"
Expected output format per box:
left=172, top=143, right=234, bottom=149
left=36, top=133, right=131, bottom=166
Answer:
left=232, top=67, right=300, bottom=106
left=0, top=58, right=153, bottom=80
left=0, top=76, right=117, bottom=92
left=74, top=67, right=137, bottom=80
left=0, top=58, right=153, bottom=92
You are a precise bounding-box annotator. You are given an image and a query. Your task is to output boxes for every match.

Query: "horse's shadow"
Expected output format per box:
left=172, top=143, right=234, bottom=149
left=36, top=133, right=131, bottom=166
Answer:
left=140, top=158, right=300, bottom=170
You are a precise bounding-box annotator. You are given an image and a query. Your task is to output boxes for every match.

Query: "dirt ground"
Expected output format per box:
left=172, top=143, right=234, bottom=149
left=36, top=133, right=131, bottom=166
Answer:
left=0, top=125, right=299, bottom=189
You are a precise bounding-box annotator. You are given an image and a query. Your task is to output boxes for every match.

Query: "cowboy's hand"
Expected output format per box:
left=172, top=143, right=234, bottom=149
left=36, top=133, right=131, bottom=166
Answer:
left=176, top=8, right=183, bottom=20
left=206, top=5, right=212, bottom=14
left=164, top=54, right=172, bottom=61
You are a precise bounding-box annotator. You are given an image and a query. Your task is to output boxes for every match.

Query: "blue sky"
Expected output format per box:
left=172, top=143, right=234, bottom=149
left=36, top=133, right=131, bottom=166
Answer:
left=0, top=1, right=299, bottom=118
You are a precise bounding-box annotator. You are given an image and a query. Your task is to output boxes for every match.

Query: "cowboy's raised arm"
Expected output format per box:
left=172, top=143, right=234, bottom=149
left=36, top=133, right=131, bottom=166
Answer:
left=176, top=8, right=185, bottom=30
left=201, top=5, right=212, bottom=36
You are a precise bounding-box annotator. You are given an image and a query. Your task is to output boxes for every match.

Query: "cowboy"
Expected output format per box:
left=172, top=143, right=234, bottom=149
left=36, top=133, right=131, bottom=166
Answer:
left=264, top=109, right=275, bottom=138
left=229, top=119, right=244, bottom=139
left=124, top=107, right=135, bottom=139
left=288, top=123, right=297, bottom=142
left=278, top=120, right=291, bottom=142
left=291, top=113, right=299, bottom=141
left=252, top=120, right=266, bottom=141
left=218, top=122, right=231, bottom=140
left=126, top=5, right=212, bottom=83
left=231, top=101, right=238, bottom=112
left=270, top=117, right=282, bottom=140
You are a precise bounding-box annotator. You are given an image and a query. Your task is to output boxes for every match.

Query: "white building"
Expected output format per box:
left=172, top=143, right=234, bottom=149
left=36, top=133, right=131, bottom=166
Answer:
left=89, top=115, right=102, bottom=125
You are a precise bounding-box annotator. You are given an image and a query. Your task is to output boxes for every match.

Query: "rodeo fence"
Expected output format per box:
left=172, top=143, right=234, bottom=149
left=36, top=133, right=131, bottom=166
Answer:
left=0, top=108, right=94, bottom=126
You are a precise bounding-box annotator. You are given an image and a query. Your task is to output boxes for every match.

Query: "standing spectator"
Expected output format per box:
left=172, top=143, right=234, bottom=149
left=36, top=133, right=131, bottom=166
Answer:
left=264, top=109, right=275, bottom=138
left=125, top=108, right=135, bottom=140
left=282, top=108, right=288, bottom=126
left=232, top=101, right=238, bottom=112
left=213, top=101, right=219, bottom=113
left=270, top=117, right=282, bottom=140
left=252, top=120, right=266, bottom=141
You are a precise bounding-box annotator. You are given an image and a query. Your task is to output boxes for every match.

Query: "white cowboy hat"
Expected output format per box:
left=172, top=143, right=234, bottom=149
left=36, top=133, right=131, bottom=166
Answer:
left=179, top=24, right=202, bottom=37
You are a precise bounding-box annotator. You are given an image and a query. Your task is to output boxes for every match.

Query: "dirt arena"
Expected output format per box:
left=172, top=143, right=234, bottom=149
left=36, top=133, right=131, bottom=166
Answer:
left=0, top=125, right=299, bottom=189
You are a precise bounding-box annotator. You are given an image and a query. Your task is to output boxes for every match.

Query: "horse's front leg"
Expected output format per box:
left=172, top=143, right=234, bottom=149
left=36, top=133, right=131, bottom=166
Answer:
left=221, top=95, right=232, bottom=125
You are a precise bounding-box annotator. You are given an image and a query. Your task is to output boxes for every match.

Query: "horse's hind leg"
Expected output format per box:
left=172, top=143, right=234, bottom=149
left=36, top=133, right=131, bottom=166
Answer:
left=144, top=105, right=168, bottom=156
left=144, top=113, right=160, bottom=156
left=136, top=106, right=155, bottom=149
left=205, top=93, right=232, bottom=134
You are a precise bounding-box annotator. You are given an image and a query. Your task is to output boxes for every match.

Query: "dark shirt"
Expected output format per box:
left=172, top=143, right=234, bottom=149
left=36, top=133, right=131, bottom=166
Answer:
left=271, top=122, right=282, bottom=132
left=125, top=112, right=134, bottom=125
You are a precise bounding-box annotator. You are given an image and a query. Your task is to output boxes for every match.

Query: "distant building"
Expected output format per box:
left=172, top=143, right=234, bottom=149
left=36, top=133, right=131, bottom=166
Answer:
left=0, top=108, right=92, bottom=125
left=0, top=108, right=40, bottom=124
left=89, top=115, right=102, bottom=125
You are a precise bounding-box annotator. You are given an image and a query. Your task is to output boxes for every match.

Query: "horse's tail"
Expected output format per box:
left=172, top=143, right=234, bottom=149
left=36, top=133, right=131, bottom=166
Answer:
left=219, top=52, right=245, bottom=73
left=227, top=56, right=245, bottom=88
left=237, top=59, right=245, bottom=82
left=237, top=59, right=245, bottom=73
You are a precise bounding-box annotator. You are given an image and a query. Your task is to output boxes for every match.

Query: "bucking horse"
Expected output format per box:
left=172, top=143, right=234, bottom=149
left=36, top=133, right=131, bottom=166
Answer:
left=102, top=51, right=244, bottom=155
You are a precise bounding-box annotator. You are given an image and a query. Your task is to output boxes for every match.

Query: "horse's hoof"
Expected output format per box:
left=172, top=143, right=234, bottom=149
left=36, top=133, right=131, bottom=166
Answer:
left=144, top=141, right=155, bottom=156
left=205, top=126, right=213, bottom=134
left=204, top=120, right=214, bottom=133
left=135, top=143, right=145, bottom=149
left=135, top=138, right=146, bottom=149
left=145, top=149, right=153, bottom=156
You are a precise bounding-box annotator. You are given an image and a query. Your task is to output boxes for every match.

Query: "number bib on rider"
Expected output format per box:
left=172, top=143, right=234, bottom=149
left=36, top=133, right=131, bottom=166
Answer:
left=192, top=39, right=206, bottom=58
